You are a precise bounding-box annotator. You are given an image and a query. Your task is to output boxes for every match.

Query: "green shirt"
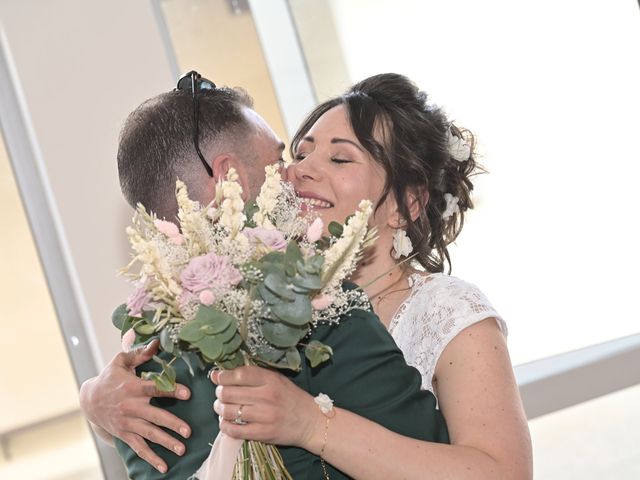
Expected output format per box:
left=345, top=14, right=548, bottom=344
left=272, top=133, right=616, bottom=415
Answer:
left=115, top=308, right=449, bottom=479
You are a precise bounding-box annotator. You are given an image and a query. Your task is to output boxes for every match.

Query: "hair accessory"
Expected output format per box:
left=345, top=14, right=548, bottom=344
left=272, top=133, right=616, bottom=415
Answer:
left=442, top=193, right=460, bottom=219
left=314, top=393, right=335, bottom=480
left=447, top=128, right=471, bottom=162
left=392, top=229, right=413, bottom=259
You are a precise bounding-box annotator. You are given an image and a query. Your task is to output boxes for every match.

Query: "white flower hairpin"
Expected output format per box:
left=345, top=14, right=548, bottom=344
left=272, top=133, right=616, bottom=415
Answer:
left=392, top=229, right=413, bottom=259
left=447, top=128, right=471, bottom=162
left=442, top=193, right=459, bottom=219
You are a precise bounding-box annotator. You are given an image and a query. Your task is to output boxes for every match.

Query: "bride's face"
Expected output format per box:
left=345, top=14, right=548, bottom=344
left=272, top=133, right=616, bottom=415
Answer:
left=288, top=105, right=395, bottom=233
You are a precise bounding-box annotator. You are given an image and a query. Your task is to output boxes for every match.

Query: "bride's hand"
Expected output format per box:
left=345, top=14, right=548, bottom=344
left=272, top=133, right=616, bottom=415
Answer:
left=211, top=366, right=325, bottom=452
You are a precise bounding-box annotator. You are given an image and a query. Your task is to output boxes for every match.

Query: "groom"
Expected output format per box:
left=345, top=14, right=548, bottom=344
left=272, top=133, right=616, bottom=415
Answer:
left=80, top=72, right=448, bottom=479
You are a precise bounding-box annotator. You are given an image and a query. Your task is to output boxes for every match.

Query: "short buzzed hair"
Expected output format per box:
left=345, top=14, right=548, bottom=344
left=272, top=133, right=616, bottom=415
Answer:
left=117, top=87, right=254, bottom=220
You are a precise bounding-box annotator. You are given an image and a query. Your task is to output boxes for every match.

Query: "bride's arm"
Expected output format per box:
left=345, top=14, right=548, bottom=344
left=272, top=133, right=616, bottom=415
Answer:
left=213, top=318, right=532, bottom=480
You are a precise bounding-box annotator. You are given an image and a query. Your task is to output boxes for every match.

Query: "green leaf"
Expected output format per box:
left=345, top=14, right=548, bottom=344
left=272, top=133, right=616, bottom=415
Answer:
left=142, top=371, right=175, bottom=392
left=257, top=283, right=280, bottom=304
left=305, top=340, right=334, bottom=368
left=218, top=322, right=239, bottom=344
left=285, top=241, right=304, bottom=268
left=178, top=320, right=206, bottom=342
left=264, top=272, right=296, bottom=301
left=292, top=272, right=322, bottom=292
left=261, top=320, right=308, bottom=348
left=179, top=352, right=195, bottom=376
left=160, top=328, right=174, bottom=353
left=222, top=333, right=243, bottom=355
left=244, top=200, right=259, bottom=226
left=134, top=322, right=156, bottom=335
left=217, top=351, right=245, bottom=369
left=195, top=335, right=224, bottom=362
left=285, top=348, right=302, bottom=371
left=328, top=221, right=343, bottom=238
left=309, top=255, right=325, bottom=271
left=270, top=294, right=312, bottom=326
left=112, top=303, right=129, bottom=330
left=194, top=306, right=234, bottom=334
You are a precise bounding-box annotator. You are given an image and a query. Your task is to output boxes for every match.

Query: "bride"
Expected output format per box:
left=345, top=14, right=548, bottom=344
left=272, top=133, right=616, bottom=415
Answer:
left=211, top=73, right=532, bottom=479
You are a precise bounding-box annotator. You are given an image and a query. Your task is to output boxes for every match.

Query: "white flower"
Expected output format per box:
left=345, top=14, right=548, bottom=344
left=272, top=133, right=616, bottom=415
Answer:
left=253, top=164, right=282, bottom=229
left=314, top=393, right=334, bottom=416
left=219, top=169, right=246, bottom=236
left=442, top=193, right=460, bottom=219
left=321, top=200, right=374, bottom=293
left=392, top=229, right=413, bottom=259
left=447, top=129, right=471, bottom=162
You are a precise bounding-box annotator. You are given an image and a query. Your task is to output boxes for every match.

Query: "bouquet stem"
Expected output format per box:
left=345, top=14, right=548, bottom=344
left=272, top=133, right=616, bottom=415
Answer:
left=233, top=440, right=293, bottom=480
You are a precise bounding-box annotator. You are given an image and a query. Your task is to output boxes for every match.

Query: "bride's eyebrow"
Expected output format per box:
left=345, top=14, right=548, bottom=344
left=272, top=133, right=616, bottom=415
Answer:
left=331, top=138, right=364, bottom=152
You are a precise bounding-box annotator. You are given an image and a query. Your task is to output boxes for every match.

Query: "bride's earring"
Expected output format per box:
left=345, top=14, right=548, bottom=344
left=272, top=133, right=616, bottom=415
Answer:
left=392, top=229, right=413, bottom=259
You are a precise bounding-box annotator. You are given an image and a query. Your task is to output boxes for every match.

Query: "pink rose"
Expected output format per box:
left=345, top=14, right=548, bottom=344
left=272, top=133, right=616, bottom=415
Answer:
left=180, top=253, right=242, bottom=293
left=243, top=227, right=287, bottom=251
left=126, top=285, right=151, bottom=317
left=306, top=217, right=324, bottom=243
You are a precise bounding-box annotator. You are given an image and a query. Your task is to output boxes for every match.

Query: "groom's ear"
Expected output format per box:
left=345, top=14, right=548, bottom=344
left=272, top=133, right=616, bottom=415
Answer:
left=211, top=153, right=251, bottom=201
left=211, top=153, right=232, bottom=182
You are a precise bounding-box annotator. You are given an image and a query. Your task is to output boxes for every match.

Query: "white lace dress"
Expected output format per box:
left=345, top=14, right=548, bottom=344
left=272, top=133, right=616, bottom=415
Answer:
left=388, top=273, right=507, bottom=398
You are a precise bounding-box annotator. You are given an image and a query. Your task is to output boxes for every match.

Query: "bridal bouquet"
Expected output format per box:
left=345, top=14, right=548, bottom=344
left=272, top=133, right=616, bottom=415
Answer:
left=112, top=165, right=375, bottom=479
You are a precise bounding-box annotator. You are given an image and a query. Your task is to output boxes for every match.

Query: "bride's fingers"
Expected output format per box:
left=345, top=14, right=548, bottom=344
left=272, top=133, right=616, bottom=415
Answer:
left=214, top=400, right=262, bottom=424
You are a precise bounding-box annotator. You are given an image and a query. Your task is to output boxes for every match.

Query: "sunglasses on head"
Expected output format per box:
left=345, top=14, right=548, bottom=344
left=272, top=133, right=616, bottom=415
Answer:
left=175, top=70, right=217, bottom=177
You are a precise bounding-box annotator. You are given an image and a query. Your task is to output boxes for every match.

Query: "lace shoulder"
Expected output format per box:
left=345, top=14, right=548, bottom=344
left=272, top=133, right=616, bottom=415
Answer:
left=389, top=273, right=506, bottom=395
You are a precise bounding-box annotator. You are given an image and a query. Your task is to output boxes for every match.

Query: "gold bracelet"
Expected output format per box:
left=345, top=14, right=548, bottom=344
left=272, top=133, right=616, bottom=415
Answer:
left=314, top=393, right=335, bottom=480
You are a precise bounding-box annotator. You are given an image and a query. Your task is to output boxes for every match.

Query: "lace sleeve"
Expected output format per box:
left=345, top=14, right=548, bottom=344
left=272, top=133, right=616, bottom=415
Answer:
left=389, top=273, right=506, bottom=395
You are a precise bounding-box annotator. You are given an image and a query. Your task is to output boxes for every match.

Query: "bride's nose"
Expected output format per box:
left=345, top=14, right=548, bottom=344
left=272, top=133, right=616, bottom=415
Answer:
left=288, top=155, right=321, bottom=182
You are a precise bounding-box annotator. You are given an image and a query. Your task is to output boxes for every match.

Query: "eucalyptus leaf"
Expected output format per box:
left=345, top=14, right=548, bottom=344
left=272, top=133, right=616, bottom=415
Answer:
left=179, top=352, right=195, bottom=376
left=270, top=294, right=312, bottom=326
left=285, top=241, right=303, bottom=268
left=261, top=320, right=308, bottom=348
left=134, top=322, right=156, bottom=335
left=292, top=272, right=322, bottom=292
left=193, top=306, right=234, bottom=334
left=305, top=340, right=334, bottom=367
left=178, top=320, right=206, bottom=342
left=217, top=351, right=245, bottom=369
left=328, top=221, right=343, bottom=238
left=264, top=272, right=295, bottom=301
left=244, top=200, right=259, bottom=226
left=111, top=303, right=129, bottom=330
left=218, top=322, right=239, bottom=344
left=160, top=328, right=174, bottom=353
left=222, top=334, right=243, bottom=355
left=257, top=283, right=280, bottom=304
left=195, top=335, right=224, bottom=362
left=285, top=348, right=302, bottom=371
left=143, top=371, right=175, bottom=392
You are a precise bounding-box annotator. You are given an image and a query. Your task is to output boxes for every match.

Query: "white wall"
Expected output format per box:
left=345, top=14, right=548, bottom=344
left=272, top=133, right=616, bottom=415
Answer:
left=0, top=0, right=174, bottom=369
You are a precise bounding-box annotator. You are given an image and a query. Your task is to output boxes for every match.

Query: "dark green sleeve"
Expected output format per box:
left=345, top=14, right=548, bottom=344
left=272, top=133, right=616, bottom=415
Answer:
left=115, top=310, right=448, bottom=480
left=280, top=308, right=449, bottom=480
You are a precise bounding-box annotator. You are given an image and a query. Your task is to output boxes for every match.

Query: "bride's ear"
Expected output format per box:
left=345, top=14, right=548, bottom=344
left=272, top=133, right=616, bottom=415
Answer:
left=387, top=188, right=429, bottom=228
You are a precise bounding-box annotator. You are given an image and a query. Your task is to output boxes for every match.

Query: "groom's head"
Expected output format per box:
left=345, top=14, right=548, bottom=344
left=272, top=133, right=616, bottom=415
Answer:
left=117, top=76, right=284, bottom=221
